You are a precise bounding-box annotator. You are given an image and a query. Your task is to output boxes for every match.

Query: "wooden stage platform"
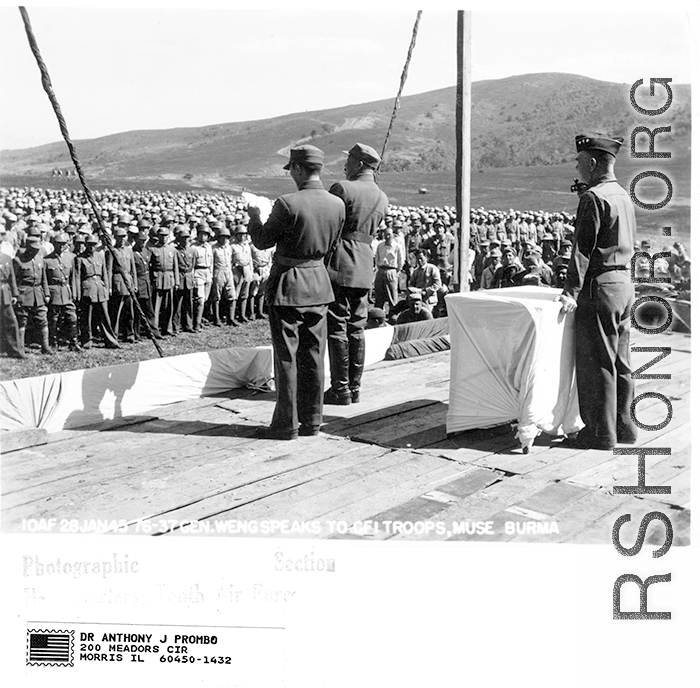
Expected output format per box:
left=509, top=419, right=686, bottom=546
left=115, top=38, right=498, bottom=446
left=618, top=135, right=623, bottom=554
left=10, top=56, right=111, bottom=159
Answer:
left=1, top=331, right=691, bottom=545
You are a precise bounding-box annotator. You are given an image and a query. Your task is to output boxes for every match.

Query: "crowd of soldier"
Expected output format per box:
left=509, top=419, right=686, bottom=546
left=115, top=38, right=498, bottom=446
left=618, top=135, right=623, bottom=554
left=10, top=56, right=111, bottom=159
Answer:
left=0, top=187, right=691, bottom=359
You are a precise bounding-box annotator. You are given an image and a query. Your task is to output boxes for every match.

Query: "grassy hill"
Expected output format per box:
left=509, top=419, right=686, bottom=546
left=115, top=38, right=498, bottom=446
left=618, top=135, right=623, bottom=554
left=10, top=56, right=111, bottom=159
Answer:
left=0, top=73, right=691, bottom=182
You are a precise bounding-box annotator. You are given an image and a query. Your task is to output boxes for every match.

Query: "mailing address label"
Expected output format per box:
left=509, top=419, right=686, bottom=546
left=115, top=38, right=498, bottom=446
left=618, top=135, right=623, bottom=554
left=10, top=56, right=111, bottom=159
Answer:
left=25, top=623, right=285, bottom=685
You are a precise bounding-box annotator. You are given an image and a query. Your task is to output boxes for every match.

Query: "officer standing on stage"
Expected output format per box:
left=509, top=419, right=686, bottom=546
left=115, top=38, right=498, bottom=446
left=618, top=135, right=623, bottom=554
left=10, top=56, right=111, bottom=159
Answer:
left=248, top=145, right=345, bottom=440
left=325, top=143, right=388, bottom=405
left=556, top=134, right=637, bottom=450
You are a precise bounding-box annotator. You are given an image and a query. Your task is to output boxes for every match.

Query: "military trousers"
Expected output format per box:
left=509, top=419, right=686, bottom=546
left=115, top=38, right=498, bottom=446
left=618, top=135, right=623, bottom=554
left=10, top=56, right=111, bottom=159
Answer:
left=574, top=276, right=636, bottom=447
left=268, top=303, right=328, bottom=432
left=0, top=296, right=22, bottom=357
left=327, top=284, right=369, bottom=394
left=79, top=297, right=119, bottom=348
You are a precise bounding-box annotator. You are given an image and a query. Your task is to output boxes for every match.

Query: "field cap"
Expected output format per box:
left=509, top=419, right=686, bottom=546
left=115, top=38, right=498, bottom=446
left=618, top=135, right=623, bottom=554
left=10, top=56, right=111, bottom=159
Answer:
left=283, top=145, right=324, bottom=170
left=575, top=134, right=623, bottom=157
left=344, top=143, right=381, bottom=169
left=113, top=227, right=128, bottom=237
left=502, top=246, right=515, bottom=255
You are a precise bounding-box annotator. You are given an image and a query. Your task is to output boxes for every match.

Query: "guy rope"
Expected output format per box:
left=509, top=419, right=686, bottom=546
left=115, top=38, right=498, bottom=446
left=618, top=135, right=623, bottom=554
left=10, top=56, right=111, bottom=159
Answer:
left=378, top=10, right=422, bottom=172
left=18, top=6, right=164, bottom=357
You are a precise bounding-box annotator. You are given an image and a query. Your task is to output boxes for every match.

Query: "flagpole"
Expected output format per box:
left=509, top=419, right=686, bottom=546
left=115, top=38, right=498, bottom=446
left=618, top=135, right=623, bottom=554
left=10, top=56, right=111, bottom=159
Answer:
left=455, top=10, right=472, bottom=292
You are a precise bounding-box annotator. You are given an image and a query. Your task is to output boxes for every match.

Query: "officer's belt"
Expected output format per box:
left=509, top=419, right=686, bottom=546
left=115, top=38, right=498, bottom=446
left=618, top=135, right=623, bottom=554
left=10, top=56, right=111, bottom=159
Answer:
left=274, top=256, right=323, bottom=268
left=341, top=231, right=373, bottom=245
left=378, top=265, right=397, bottom=270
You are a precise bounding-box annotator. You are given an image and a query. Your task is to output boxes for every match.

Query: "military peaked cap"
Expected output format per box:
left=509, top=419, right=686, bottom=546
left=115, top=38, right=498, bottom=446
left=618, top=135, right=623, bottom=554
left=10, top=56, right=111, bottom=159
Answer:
left=283, top=145, right=324, bottom=170
left=575, top=134, right=623, bottom=157
left=344, top=143, right=381, bottom=169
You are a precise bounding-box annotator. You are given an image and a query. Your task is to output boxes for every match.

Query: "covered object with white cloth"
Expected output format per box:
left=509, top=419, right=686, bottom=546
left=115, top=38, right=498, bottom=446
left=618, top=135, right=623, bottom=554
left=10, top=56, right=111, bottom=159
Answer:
left=445, top=286, right=582, bottom=448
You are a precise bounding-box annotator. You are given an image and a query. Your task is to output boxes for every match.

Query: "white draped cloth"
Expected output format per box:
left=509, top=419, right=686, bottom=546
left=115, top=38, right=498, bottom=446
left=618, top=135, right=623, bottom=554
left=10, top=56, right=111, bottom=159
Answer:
left=445, top=286, right=582, bottom=447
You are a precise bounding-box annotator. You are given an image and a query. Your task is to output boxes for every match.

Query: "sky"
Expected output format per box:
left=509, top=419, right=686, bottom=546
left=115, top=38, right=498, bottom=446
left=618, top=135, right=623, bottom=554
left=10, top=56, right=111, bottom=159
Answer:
left=0, top=1, right=697, bottom=150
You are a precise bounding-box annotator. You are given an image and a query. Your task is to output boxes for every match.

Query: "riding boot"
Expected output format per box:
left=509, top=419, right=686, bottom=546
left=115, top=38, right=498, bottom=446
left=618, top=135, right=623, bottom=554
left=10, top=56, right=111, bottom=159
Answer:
left=349, top=336, right=366, bottom=403
left=68, top=322, right=82, bottom=352
left=323, top=338, right=351, bottom=405
left=236, top=300, right=248, bottom=323
left=245, top=296, right=255, bottom=321
left=193, top=299, right=204, bottom=332
left=228, top=300, right=238, bottom=327
left=41, top=325, right=55, bottom=355
left=16, top=326, right=27, bottom=359
left=211, top=300, right=222, bottom=327
left=254, top=296, right=266, bottom=319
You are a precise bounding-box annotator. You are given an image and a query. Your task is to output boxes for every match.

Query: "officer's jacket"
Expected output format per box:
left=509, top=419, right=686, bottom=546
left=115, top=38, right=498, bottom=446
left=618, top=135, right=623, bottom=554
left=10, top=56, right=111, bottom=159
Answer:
left=249, top=179, right=345, bottom=307
left=132, top=246, right=152, bottom=299
left=175, top=244, right=197, bottom=290
left=564, top=174, right=636, bottom=300
left=13, top=251, right=49, bottom=306
left=0, top=252, right=18, bottom=305
left=326, top=171, right=388, bottom=289
left=76, top=250, right=110, bottom=303
left=107, top=245, right=137, bottom=295
left=45, top=250, right=78, bottom=305
left=149, top=244, right=179, bottom=290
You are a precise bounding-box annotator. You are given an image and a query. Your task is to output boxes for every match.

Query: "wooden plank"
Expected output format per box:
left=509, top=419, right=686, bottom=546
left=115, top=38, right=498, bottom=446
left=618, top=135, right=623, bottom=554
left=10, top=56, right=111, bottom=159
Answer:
left=2, top=435, right=364, bottom=527
left=343, top=402, right=449, bottom=447
left=153, top=444, right=408, bottom=533
left=200, top=449, right=452, bottom=528
left=1, top=420, right=261, bottom=490
left=564, top=496, right=690, bottom=546
left=509, top=489, right=621, bottom=543
left=0, top=428, right=49, bottom=453
left=317, top=462, right=479, bottom=529
left=390, top=473, right=553, bottom=541
left=516, top=481, right=592, bottom=516
left=656, top=469, right=691, bottom=509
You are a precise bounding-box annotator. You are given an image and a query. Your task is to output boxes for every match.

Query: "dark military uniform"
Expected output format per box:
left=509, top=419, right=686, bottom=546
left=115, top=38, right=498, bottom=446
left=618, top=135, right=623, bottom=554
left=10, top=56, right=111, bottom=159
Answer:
left=0, top=252, right=23, bottom=357
left=13, top=245, right=52, bottom=353
left=149, top=240, right=179, bottom=335
left=173, top=242, right=196, bottom=333
left=132, top=242, right=160, bottom=339
left=563, top=136, right=637, bottom=448
left=326, top=146, right=388, bottom=403
left=45, top=245, right=80, bottom=349
left=75, top=246, right=120, bottom=349
left=107, top=243, right=137, bottom=341
left=249, top=173, right=345, bottom=436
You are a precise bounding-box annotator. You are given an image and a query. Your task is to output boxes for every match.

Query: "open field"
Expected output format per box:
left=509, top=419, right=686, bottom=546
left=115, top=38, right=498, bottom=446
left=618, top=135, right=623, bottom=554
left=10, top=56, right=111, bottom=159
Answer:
left=2, top=150, right=690, bottom=246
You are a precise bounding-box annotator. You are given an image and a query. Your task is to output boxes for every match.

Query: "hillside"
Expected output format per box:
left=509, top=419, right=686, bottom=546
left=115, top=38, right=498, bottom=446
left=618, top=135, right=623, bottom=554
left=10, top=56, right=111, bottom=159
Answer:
left=0, top=73, right=691, bottom=181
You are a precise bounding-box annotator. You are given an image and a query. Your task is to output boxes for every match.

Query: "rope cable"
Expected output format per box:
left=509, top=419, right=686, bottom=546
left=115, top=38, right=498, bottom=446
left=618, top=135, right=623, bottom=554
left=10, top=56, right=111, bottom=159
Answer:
left=378, top=10, right=422, bottom=172
left=19, top=6, right=164, bottom=357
